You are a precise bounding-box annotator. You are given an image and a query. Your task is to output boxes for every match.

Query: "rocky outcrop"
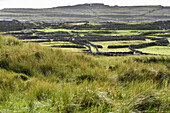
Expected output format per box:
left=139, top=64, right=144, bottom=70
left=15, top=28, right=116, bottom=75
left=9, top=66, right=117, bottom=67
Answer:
left=0, top=20, right=24, bottom=32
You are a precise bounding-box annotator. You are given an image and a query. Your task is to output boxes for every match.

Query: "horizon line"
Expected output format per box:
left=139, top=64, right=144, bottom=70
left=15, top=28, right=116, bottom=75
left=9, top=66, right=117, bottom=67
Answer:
left=1, top=3, right=170, bottom=10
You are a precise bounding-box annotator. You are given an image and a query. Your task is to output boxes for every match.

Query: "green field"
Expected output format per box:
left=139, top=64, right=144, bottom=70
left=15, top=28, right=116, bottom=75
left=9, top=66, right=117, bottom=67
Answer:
left=32, top=29, right=170, bottom=54
left=2, top=27, right=169, bottom=55
left=98, top=48, right=131, bottom=52
left=93, top=40, right=153, bottom=46
left=39, top=41, right=76, bottom=46
left=36, top=29, right=165, bottom=36
left=137, top=46, right=170, bottom=55
left=0, top=35, right=169, bottom=112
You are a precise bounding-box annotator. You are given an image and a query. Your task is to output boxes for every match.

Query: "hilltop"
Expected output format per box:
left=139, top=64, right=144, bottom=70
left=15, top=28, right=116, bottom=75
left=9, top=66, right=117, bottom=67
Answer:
left=0, top=3, right=170, bottom=22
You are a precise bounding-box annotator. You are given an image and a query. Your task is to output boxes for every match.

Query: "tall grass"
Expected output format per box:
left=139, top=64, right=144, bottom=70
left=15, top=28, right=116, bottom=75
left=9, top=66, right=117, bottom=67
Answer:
left=0, top=35, right=107, bottom=82
left=0, top=35, right=169, bottom=112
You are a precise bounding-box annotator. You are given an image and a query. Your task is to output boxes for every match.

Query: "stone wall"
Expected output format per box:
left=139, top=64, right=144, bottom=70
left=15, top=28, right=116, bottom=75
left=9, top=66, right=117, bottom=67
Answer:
left=0, top=20, right=24, bottom=32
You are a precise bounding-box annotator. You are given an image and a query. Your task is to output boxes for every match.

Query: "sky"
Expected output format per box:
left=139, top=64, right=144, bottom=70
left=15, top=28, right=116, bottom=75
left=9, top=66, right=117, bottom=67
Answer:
left=0, top=0, right=170, bottom=9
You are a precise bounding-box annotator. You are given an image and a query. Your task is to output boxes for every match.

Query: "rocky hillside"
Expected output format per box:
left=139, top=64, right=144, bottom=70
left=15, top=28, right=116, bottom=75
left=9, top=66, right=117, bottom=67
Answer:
left=0, top=3, right=170, bottom=22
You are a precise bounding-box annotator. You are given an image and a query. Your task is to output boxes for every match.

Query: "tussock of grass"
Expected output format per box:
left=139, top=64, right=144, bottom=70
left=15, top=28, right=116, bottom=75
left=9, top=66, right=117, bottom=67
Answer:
left=0, top=35, right=169, bottom=112
left=0, top=35, right=107, bottom=82
left=98, top=56, right=170, bottom=83
left=0, top=35, right=22, bottom=47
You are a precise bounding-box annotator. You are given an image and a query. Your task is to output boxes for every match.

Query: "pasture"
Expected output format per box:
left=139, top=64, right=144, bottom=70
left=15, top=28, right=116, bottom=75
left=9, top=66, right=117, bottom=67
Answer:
left=2, top=21, right=169, bottom=56
left=0, top=20, right=170, bottom=112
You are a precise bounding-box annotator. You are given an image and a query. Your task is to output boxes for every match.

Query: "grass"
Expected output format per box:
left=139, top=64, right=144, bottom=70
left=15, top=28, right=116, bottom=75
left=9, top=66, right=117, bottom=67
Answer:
left=21, top=39, right=48, bottom=41
left=98, top=48, right=131, bottom=52
left=88, top=22, right=102, bottom=25
left=4, top=28, right=169, bottom=54
left=39, top=42, right=89, bottom=52
left=53, top=48, right=88, bottom=52
left=39, top=41, right=76, bottom=46
left=93, top=40, right=153, bottom=46
left=117, top=21, right=154, bottom=25
left=35, top=29, right=164, bottom=36
left=67, top=22, right=87, bottom=25
left=0, top=35, right=169, bottom=112
left=1, top=25, right=169, bottom=55
left=38, top=40, right=139, bottom=53
left=0, top=35, right=104, bottom=81
left=136, top=46, right=170, bottom=55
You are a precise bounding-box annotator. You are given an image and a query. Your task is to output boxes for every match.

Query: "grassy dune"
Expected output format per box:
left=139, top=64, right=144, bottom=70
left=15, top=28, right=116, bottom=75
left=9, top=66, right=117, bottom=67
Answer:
left=0, top=35, right=169, bottom=112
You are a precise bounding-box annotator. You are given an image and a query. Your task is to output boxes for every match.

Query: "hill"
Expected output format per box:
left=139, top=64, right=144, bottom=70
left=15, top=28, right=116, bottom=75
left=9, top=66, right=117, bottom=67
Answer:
left=0, top=35, right=169, bottom=112
left=0, top=3, right=170, bottom=22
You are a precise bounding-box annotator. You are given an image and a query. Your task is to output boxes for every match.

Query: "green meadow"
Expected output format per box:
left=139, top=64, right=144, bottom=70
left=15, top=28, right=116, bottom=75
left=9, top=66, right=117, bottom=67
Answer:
left=0, top=35, right=169, bottom=112
left=7, top=28, right=166, bottom=54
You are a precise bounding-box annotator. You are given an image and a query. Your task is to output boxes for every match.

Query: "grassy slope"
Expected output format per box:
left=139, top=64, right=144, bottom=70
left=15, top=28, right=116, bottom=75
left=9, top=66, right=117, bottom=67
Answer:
left=0, top=35, right=169, bottom=112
